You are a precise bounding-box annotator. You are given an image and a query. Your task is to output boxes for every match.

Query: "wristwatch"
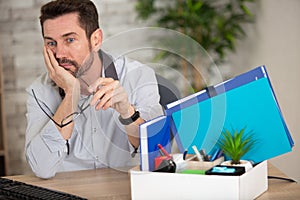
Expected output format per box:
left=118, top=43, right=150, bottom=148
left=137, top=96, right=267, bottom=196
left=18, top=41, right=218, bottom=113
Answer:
left=118, top=110, right=140, bottom=125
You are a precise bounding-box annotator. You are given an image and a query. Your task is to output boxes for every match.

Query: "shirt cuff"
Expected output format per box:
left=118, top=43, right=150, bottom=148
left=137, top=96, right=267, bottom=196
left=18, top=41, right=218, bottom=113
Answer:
left=40, top=121, right=66, bottom=153
left=129, top=142, right=140, bottom=158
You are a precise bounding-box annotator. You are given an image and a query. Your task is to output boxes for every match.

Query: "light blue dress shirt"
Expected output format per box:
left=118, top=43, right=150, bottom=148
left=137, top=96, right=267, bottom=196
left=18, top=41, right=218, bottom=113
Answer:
left=25, top=55, right=163, bottom=179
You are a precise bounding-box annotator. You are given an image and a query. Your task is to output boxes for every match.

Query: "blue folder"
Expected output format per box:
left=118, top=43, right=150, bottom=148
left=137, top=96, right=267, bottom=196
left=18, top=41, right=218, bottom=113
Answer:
left=165, top=66, right=294, bottom=164
left=139, top=115, right=171, bottom=171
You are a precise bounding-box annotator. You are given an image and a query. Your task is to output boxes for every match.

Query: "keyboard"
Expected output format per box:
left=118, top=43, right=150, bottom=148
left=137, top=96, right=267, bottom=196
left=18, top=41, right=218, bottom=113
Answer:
left=0, top=177, right=87, bottom=200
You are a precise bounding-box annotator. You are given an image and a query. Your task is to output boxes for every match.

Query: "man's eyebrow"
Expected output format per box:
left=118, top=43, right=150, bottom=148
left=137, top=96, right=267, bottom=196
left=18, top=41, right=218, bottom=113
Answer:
left=44, top=32, right=78, bottom=40
left=44, top=36, right=54, bottom=40
left=62, top=32, right=78, bottom=37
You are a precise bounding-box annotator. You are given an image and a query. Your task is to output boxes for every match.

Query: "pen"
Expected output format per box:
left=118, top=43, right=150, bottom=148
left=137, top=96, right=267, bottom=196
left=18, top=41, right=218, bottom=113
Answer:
left=216, top=149, right=224, bottom=159
left=210, top=148, right=220, bottom=161
left=185, top=154, right=197, bottom=161
left=157, top=144, right=171, bottom=158
left=183, top=149, right=188, bottom=160
left=200, top=149, right=210, bottom=161
left=192, top=145, right=203, bottom=161
left=158, top=149, right=165, bottom=156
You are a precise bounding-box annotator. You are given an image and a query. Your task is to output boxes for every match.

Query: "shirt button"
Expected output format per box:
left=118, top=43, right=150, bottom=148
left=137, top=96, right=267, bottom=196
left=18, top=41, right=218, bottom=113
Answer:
left=95, top=156, right=99, bottom=161
left=93, top=128, right=97, bottom=133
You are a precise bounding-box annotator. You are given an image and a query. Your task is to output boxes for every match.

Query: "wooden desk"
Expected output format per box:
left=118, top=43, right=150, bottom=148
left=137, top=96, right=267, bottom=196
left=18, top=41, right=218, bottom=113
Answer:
left=6, top=163, right=300, bottom=200
left=258, top=164, right=300, bottom=200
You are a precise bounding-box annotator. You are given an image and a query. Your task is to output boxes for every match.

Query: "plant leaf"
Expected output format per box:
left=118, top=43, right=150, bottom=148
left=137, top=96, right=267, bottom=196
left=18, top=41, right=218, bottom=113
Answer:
left=217, top=127, right=256, bottom=163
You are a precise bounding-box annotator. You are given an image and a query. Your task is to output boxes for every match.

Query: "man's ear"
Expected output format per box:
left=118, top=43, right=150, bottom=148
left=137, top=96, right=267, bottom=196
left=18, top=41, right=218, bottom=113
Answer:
left=91, top=28, right=103, bottom=51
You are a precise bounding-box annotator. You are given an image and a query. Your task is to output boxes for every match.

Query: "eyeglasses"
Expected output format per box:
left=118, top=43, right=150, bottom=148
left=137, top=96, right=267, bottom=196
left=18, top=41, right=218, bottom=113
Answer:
left=32, top=80, right=93, bottom=128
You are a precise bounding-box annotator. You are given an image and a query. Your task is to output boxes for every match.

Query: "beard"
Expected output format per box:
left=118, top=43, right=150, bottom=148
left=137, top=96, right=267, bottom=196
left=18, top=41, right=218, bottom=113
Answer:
left=56, top=50, right=95, bottom=78
left=57, top=58, right=79, bottom=76
left=56, top=51, right=96, bottom=96
left=75, top=52, right=94, bottom=78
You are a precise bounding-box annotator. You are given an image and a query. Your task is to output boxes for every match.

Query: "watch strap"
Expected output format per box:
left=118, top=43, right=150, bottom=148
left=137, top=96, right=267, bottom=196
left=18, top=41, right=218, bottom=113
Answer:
left=118, top=110, right=140, bottom=125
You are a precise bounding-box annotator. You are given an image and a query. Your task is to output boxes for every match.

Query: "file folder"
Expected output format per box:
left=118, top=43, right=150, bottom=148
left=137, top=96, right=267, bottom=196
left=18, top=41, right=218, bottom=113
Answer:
left=165, top=66, right=294, bottom=164
left=139, top=115, right=171, bottom=171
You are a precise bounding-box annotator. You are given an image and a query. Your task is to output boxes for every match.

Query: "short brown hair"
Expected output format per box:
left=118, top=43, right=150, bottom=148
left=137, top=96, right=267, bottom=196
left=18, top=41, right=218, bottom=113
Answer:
left=40, top=0, right=99, bottom=39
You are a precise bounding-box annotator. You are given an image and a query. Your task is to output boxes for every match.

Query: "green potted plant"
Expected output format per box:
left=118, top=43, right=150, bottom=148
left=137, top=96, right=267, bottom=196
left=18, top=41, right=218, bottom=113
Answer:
left=135, top=0, right=256, bottom=92
left=217, top=127, right=256, bottom=171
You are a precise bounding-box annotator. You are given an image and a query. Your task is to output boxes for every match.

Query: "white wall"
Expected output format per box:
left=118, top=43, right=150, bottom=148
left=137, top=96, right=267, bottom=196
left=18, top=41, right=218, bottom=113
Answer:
left=228, top=0, right=300, bottom=182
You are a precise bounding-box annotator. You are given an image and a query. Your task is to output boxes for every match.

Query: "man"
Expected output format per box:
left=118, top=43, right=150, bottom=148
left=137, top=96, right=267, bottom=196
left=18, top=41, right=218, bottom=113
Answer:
left=25, top=0, right=163, bottom=179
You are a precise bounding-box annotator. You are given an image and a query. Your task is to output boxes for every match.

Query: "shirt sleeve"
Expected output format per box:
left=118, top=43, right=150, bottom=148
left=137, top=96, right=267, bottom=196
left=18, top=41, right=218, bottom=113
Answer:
left=123, top=61, right=164, bottom=121
left=118, top=60, right=163, bottom=161
left=25, top=87, right=67, bottom=179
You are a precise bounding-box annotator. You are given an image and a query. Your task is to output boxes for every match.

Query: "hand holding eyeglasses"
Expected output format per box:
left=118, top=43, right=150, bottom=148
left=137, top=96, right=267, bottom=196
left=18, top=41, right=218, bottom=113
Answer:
left=40, top=46, right=134, bottom=127
left=88, top=77, right=134, bottom=118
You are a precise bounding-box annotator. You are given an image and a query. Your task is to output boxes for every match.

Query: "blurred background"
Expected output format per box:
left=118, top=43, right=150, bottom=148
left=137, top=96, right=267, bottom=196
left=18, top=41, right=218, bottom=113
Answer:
left=0, top=0, right=299, bottom=182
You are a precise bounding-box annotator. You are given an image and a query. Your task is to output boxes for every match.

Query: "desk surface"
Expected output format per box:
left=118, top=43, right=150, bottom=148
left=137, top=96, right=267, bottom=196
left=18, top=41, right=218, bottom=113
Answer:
left=6, top=163, right=300, bottom=200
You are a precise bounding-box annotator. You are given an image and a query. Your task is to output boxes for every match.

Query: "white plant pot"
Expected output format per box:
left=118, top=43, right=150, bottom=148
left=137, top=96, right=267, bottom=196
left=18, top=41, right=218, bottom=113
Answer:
left=221, top=160, right=253, bottom=172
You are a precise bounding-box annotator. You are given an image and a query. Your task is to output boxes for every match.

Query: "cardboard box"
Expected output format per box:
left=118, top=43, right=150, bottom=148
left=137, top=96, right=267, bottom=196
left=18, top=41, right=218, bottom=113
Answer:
left=130, top=161, right=268, bottom=200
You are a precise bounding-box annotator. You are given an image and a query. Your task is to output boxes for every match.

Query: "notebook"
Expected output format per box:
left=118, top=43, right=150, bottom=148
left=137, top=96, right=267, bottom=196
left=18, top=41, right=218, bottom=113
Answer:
left=165, top=66, right=294, bottom=164
left=139, top=115, right=171, bottom=171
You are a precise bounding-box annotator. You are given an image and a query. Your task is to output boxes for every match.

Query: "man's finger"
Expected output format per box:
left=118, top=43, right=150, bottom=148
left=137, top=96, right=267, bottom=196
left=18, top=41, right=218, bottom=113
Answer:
left=46, top=47, right=60, bottom=70
left=43, top=46, right=54, bottom=73
left=94, top=89, right=114, bottom=110
left=88, top=77, right=115, bottom=93
left=90, top=81, right=119, bottom=106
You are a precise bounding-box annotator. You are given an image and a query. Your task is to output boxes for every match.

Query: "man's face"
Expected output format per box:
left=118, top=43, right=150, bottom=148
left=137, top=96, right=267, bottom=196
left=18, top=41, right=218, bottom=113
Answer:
left=43, top=13, right=91, bottom=76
